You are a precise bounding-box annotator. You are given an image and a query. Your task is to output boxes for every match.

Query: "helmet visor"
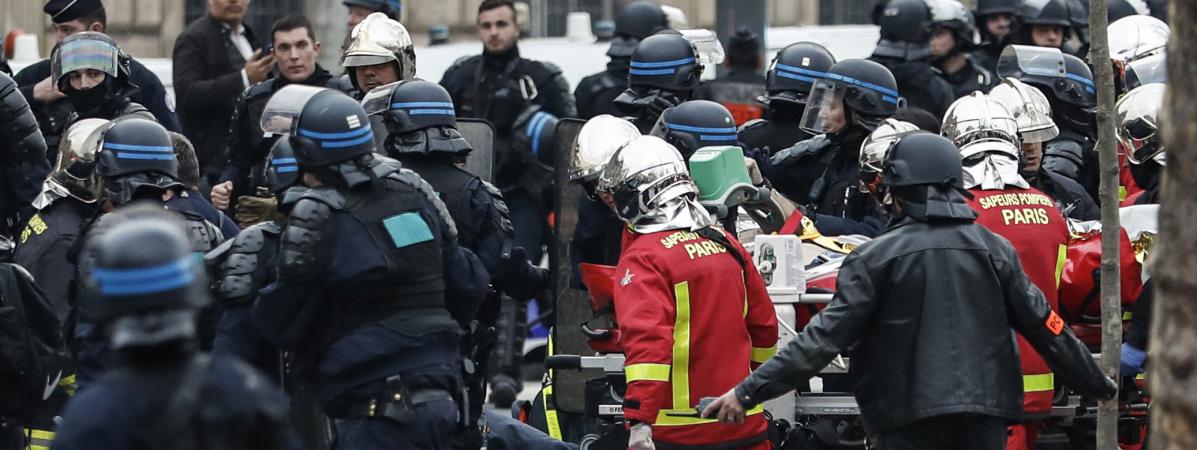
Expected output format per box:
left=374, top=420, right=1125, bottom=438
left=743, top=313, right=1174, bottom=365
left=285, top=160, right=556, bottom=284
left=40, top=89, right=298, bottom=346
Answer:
left=1124, top=53, right=1166, bottom=90
left=678, top=29, right=725, bottom=66
left=361, top=81, right=402, bottom=116
left=260, top=85, right=329, bottom=135
left=53, top=38, right=119, bottom=80
left=799, top=79, right=848, bottom=135
left=997, top=45, right=1067, bottom=80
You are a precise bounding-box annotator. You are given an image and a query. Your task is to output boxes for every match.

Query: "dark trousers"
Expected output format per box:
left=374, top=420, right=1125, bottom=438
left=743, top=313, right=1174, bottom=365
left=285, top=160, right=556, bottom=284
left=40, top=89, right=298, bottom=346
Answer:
left=870, top=414, right=1007, bottom=450
left=335, top=398, right=459, bottom=450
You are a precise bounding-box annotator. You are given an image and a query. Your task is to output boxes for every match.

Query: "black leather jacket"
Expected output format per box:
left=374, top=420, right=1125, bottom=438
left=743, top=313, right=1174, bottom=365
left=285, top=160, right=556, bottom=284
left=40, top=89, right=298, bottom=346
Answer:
left=0, top=72, right=50, bottom=234
left=734, top=213, right=1115, bottom=432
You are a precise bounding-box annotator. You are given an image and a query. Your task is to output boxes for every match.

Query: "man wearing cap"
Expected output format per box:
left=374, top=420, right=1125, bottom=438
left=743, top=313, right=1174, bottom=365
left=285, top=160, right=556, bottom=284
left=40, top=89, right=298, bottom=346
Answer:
left=694, top=28, right=767, bottom=126
left=174, top=0, right=270, bottom=190
left=14, top=0, right=180, bottom=156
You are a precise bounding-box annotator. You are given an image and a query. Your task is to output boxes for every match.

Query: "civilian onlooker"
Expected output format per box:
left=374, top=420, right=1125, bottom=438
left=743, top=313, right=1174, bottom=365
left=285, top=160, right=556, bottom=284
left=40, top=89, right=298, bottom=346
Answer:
left=173, top=0, right=272, bottom=190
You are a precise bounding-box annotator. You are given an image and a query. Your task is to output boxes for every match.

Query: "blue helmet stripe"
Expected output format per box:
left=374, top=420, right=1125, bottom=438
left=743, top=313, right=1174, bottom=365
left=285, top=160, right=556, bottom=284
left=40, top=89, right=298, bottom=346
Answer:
left=275, top=166, right=299, bottom=173
left=665, top=122, right=738, bottom=134
left=775, top=64, right=829, bottom=78
left=699, top=134, right=739, bottom=141
left=825, top=73, right=901, bottom=97
left=320, top=133, right=374, bottom=149
left=776, top=71, right=817, bottom=83
left=271, top=158, right=298, bottom=165
left=103, top=143, right=174, bottom=153
left=391, top=102, right=455, bottom=109
left=92, top=257, right=195, bottom=296
left=407, top=109, right=456, bottom=115
left=297, top=122, right=372, bottom=140
left=115, top=153, right=176, bottom=160
left=630, top=57, right=696, bottom=69
left=629, top=68, right=676, bottom=76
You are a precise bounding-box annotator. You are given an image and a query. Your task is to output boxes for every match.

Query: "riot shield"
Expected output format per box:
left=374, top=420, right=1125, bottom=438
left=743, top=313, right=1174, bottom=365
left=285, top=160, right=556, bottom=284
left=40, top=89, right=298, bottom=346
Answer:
left=457, top=118, right=496, bottom=183
left=549, top=118, right=597, bottom=414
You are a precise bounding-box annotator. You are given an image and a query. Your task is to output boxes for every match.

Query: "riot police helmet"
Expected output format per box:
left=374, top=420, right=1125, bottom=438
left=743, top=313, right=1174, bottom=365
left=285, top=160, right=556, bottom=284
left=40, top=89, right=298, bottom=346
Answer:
left=93, top=117, right=183, bottom=206
left=932, top=0, right=980, bottom=53
left=1108, top=0, right=1149, bottom=22
left=800, top=59, right=902, bottom=134
left=262, top=85, right=379, bottom=187
left=265, top=138, right=302, bottom=195
left=998, top=45, right=1095, bottom=130
left=51, top=32, right=136, bottom=115
left=975, top=0, right=1019, bottom=16
left=877, top=0, right=935, bottom=43
left=1016, top=0, right=1073, bottom=27
left=363, top=80, right=472, bottom=157
left=85, top=206, right=210, bottom=350
left=652, top=100, right=738, bottom=160
left=882, top=132, right=963, bottom=188
left=628, top=32, right=703, bottom=93
left=607, top=1, right=669, bottom=58
left=764, top=42, right=836, bottom=106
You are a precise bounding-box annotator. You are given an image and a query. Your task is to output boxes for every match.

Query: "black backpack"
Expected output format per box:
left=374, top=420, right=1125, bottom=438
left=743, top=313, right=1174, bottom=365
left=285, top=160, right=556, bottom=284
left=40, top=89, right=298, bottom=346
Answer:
left=0, top=262, right=68, bottom=421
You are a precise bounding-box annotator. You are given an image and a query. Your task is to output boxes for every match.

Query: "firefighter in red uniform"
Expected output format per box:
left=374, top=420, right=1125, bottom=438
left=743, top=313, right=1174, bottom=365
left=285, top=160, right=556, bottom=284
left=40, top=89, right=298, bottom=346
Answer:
left=593, top=135, right=778, bottom=450
left=942, top=92, right=1070, bottom=450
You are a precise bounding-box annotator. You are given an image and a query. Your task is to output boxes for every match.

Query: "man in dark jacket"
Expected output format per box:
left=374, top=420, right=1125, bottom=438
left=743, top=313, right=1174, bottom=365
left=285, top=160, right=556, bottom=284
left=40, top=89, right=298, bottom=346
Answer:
left=173, top=0, right=273, bottom=188
left=869, top=0, right=955, bottom=118
left=213, top=15, right=353, bottom=212
left=703, top=132, right=1116, bottom=450
left=930, top=0, right=994, bottom=99
left=14, top=0, right=180, bottom=154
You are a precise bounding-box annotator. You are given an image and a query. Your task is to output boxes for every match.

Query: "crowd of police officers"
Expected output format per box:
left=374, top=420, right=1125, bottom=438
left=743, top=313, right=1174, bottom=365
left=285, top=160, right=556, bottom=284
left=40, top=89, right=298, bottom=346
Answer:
left=0, top=0, right=1171, bottom=448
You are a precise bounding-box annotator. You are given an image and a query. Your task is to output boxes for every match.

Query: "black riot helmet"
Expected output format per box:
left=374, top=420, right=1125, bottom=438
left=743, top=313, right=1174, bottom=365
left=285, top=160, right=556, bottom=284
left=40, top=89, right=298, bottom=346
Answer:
left=764, top=42, right=836, bottom=106
left=362, top=80, right=473, bottom=157
left=51, top=32, right=137, bottom=117
left=998, top=45, right=1095, bottom=130
left=653, top=100, right=738, bottom=160
left=1108, top=0, right=1149, bottom=22
left=512, top=107, right=558, bottom=167
left=1017, top=0, right=1073, bottom=27
left=628, top=32, right=702, bottom=93
left=876, top=0, right=935, bottom=43
left=262, top=85, right=378, bottom=186
left=975, top=0, right=1019, bottom=16
left=84, top=206, right=209, bottom=350
left=882, top=132, right=974, bottom=221
left=608, top=1, right=669, bottom=59
left=94, top=117, right=183, bottom=206
left=801, top=59, right=902, bottom=133
left=883, top=132, right=962, bottom=188
left=343, top=0, right=402, bottom=21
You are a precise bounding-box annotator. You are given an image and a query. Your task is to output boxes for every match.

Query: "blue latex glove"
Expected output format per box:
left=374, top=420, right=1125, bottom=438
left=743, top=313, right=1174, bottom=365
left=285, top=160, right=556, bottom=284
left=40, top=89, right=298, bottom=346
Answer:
left=1120, top=342, right=1147, bottom=376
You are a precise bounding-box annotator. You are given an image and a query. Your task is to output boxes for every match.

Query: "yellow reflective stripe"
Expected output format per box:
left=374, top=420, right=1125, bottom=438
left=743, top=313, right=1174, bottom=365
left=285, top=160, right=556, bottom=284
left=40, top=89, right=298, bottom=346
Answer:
left=1054, top=244, right=1067, bottom=287
left=653, top=404, right=765, bottom=426
left=1024, top=373, right=1055, bottom=392
left=1135, top=373, right=1146, bottom=380
left=672, top=281, right=692, bottom=411
left=626, top=363, right=671, bottom=382
left=1119, top=185, right=1127, bottom=201
left=541, top=334, right=562, bottom=440
left=28, top=429, right=54, bottom=450
left=60, top=373, right=77, bottom=396
left=1123, top=311, right=1134, bottom=321
left=751, top=347, right=776, bottom=364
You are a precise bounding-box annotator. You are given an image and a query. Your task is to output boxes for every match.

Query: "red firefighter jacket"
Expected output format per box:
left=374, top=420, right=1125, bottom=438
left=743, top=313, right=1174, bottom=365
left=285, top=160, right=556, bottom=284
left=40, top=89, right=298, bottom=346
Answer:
left=967, top=187, right=1069, bottom=416
left=614, top=227, right=778, bottom=448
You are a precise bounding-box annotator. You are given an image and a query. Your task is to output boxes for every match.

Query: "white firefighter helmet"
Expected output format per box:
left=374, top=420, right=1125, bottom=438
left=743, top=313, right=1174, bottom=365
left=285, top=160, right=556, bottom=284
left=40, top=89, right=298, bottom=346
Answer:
left=860, top=119, right=921, bottom=174
left=33, top=118, right=110, bottom=209
left=596, top=135, right=712, bottom=233
left=942, top=92, right=1026, bottom=190
left=569, top=114, right=641, bottom=183
left=343, top=12, right=416, bottom=81
left=1116, top=83, right=1165, bottom=166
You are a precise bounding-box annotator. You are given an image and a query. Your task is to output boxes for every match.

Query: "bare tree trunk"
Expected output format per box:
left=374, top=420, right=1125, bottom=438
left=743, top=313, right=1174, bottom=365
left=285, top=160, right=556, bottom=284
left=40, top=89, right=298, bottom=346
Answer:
left=1087, top=0, right=1121, bottom=449
left=1148, top=2, right=1197, bottom=448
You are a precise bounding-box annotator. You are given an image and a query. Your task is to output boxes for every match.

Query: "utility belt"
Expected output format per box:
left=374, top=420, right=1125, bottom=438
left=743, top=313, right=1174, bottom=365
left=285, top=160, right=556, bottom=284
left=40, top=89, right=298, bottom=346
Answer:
left=329, top=374, right=458, bottom=423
